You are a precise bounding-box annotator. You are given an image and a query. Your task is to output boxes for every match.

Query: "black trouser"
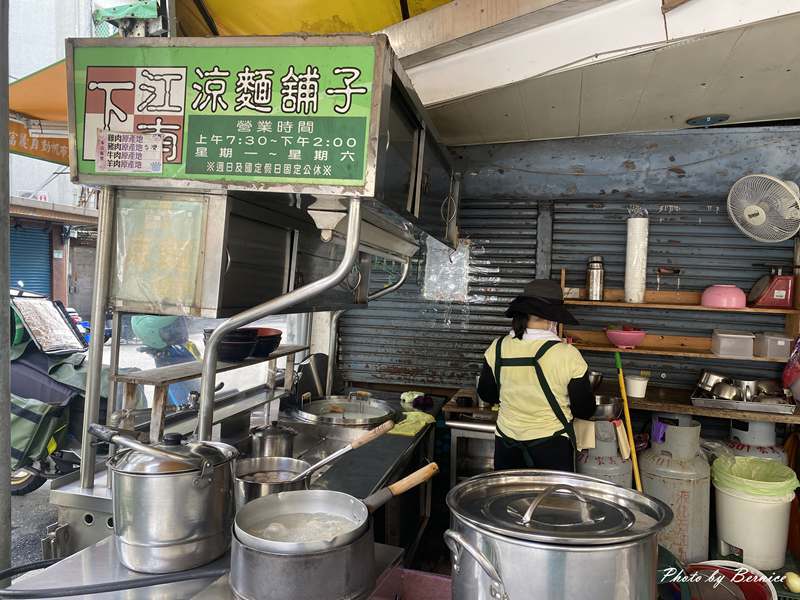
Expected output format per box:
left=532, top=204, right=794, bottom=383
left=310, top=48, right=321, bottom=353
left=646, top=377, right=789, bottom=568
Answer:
left=494, top=434, right=575, bottom=472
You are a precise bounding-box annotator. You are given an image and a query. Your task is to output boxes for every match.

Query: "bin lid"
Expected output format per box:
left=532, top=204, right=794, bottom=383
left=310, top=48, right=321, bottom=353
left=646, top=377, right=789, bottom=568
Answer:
left=446, top=470, right=672, bottom=546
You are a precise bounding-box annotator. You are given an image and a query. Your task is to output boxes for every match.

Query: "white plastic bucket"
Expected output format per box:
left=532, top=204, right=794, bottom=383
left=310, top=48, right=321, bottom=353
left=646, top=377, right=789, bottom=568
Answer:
left=625, top=375, right=649, bottom=398
left=714, top=484, right=793, bottom=570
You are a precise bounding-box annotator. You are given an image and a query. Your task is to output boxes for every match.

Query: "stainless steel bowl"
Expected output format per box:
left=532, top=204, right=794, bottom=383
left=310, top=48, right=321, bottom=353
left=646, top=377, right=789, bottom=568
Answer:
left=697, top=370, right=730, bottom=392
left=712, top=381, right=741, bottom=401
left=233, top=456, right=310, bottom=510
left=591, top=395, right=623, bottom=421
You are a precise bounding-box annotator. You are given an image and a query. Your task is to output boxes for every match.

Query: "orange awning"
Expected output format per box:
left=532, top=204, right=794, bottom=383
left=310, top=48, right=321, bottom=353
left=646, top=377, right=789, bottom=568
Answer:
left=9, top=60, right=68, bottom=122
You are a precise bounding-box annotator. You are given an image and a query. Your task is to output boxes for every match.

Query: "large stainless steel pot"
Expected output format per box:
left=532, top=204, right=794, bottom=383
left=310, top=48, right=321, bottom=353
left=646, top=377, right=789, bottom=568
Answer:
left=89, top=424, right=238, bottom=574
left=229, top=526, right=376, bottom=600
left=250, top=420, right=296, bottom=457
left=445, top=470, right=672, bottom=600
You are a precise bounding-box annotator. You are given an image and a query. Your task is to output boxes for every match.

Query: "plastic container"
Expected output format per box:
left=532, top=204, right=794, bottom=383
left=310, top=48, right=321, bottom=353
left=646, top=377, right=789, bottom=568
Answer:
left=711, top=330, right=754, bottom=359
left=712, top=456, right=799, bottom=570
left=701, top=285, right=747, bottom=309
left=624, top=375, right=649, bottom=398
left=754, top=332, right=793, bottom=361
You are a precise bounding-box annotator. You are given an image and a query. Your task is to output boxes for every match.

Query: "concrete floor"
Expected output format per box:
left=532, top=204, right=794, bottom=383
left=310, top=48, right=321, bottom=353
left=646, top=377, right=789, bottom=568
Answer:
left=11, top=483, right=56, bottom=566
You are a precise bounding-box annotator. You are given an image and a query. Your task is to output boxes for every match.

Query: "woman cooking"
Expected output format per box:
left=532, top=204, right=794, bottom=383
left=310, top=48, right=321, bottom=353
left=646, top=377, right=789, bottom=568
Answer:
left=477, top=279, right=595, bottom=472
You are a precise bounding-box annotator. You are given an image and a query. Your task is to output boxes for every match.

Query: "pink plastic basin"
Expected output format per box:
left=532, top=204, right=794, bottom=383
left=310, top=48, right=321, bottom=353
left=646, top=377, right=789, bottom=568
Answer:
left=701, top=284, right=746, bottom=308
left=606, top=329, right=646, bottom=349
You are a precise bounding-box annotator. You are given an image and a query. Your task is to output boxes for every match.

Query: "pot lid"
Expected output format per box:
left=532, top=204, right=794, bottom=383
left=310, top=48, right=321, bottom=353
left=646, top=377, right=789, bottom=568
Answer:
left=109, top=433, right=237, bottom=475
left=446, top=470, right=672, bottom=546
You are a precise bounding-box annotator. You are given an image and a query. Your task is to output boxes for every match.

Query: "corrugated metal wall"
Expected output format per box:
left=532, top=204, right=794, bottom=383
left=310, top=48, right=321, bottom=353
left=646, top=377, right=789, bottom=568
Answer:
left=340, top=127, right=799, bottom=390
left=552, top=197, right=792, bottom=388
left=339, top=198, right=538, bottom=387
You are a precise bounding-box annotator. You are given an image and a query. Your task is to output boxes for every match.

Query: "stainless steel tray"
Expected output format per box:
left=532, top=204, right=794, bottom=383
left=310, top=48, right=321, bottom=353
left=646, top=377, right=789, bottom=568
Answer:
left=691, top=395, right=797, bottom=415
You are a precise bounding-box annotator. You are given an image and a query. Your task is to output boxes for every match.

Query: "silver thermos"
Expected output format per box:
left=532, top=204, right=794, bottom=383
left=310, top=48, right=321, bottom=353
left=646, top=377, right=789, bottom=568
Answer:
left=587, top=255, right=605, bottom=301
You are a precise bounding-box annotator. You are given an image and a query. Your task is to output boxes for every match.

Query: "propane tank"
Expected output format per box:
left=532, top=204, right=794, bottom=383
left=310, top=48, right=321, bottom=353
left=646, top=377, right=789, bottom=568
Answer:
left=577, top=420, right=632, bottom=488
left=640, top=417, right=710, bottom=564
left=727, top=421, right=787, bottom=464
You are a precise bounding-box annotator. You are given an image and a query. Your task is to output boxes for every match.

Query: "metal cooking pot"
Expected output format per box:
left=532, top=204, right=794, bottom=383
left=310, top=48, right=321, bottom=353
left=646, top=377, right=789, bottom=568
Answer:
left=733, top=378, right=758, bottom=402
left=590, top=395, right=622, bottom=421
left=230, top=525, right=376, bottom=600
left=250, top=420, right=296, bottom=457
left=290, top=393, right=394, bottom=428
left=234, top=421, right=394, bottom=509
left=234, top=463, right=439, bottom=555
left=89, top=424, right=238, bottom=574
left=445, top=470, right=672, bottom=600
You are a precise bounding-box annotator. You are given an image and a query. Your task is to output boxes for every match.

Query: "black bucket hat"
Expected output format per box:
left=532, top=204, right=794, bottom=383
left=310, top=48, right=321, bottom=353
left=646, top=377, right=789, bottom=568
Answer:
left=504, top=279, right=579, bottom=325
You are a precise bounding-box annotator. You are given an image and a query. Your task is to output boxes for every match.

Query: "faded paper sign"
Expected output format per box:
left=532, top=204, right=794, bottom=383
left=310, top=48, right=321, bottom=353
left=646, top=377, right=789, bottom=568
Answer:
left=96, top=130, right=163, bottom=173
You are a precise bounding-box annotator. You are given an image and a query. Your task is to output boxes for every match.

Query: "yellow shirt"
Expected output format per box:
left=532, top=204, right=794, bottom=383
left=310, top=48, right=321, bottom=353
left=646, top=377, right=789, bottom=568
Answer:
left=484, top=335, right=588, bottom=441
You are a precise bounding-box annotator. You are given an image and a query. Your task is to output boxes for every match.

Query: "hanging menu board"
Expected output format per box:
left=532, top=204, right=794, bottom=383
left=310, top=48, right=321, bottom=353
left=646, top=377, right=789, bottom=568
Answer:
left=68, top=37, right=379, bottom=192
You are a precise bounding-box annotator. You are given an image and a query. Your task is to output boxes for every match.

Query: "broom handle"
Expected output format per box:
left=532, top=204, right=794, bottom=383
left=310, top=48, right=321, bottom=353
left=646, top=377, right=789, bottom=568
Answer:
left=616, top=352, right=642, bottom=492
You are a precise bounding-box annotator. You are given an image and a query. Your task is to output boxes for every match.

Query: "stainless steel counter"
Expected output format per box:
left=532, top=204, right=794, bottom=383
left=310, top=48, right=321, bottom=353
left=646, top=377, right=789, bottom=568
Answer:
left=9, top=536, right=404, bottom=599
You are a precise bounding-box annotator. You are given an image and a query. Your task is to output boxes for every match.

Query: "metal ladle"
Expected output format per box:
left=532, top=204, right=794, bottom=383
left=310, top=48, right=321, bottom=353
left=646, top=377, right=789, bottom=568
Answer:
left=288, top=419, right=395, bottom=483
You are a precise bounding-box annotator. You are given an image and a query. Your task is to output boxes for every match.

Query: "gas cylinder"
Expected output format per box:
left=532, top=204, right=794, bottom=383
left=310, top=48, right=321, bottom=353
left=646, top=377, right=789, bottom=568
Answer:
left=727, top=421, right=787, bottom=464
left=640, top=417, right=710, bottom=564
left=577, top=420, right=632, bottom=488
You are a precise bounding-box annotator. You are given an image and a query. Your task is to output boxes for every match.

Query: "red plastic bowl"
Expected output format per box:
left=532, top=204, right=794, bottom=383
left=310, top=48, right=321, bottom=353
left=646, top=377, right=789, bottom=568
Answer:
left=606, top=329, right=646, bottom=349
left=256, top=328, right=283, bottom=337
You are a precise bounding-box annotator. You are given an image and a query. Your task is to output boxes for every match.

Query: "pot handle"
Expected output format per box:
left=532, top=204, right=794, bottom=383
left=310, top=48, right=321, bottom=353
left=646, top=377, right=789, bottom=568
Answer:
left=521, top=484, right=591, bottom=525
left=444, top=530, right=508, bottom=600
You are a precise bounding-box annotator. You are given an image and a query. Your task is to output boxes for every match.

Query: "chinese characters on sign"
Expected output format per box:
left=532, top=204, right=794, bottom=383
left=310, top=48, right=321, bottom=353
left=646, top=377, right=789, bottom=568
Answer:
left=8, top=121, right=69, bottom=165
left=185, top=115, right=366, bottom=180
left=96, top=131, right=163, bottom=173
left=84, top=66, right=187, bottom=168
left=75, top=43, right=375, bottom=185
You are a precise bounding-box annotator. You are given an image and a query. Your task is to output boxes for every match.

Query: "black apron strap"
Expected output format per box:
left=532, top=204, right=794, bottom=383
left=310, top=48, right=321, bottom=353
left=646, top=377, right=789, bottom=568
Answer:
left=530, top=341, right=577, bottom=452
left=494, top=336, right=504, bottom=396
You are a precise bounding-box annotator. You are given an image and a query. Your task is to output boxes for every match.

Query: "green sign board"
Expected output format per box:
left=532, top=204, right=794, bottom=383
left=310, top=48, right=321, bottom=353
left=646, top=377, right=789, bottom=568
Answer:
left=70, top=41, right=376, bottom=188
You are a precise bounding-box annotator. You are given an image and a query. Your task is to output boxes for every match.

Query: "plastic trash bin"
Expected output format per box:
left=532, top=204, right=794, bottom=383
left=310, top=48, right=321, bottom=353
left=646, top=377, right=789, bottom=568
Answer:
left=712, top=455, right=799, bottom=570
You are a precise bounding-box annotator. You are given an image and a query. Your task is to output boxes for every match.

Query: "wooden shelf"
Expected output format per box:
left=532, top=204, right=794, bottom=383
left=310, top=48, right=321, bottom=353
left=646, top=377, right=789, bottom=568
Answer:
left=567, top=329, right=786, bottom=363
left=563, top=287, right=800, bottom=315
left=565, top=298, right=799, bottom=315
left=115, top=344, right=309, bottom=386
left=574, top=343, right=786, bottom=363
left=618, top=385, right=800, bottom=425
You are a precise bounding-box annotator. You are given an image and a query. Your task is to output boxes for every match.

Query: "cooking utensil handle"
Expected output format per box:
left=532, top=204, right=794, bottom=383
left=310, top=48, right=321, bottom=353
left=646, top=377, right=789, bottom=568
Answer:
left=388, top=462, right=439, bottom=496
left=444, top=530, right=508, bottom=600
left=89, top=422, right=200, bottom=468
left=521, top=484, right=592, bottom=525
left=350, top=420, right=395, bottom=449
left=88, top=423, right=117, bottom=443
